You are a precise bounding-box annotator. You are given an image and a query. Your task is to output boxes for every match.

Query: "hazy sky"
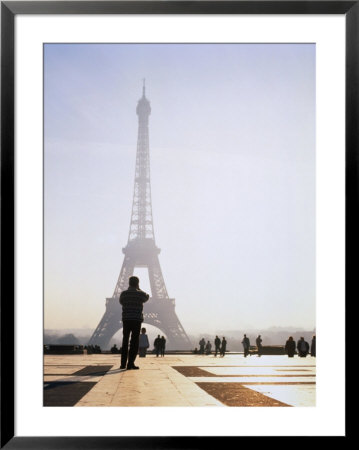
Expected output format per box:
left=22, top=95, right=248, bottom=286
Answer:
left=44, top=43, right=315, bottom=335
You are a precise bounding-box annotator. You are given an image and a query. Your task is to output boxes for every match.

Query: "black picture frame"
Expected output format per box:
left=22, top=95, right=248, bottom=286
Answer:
left=1, top=1, right=352, bottom=447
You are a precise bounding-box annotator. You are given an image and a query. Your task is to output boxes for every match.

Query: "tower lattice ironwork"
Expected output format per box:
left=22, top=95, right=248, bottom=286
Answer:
left=88, top=83, right=192, bottom=350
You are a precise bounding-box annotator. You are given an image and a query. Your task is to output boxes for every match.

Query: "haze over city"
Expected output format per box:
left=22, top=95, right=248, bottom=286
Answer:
left=44, top=43, right=315, bottom=340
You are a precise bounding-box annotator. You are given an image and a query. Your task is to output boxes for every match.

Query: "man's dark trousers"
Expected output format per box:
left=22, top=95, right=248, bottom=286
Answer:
left=121, top=320, right=142, bottom=367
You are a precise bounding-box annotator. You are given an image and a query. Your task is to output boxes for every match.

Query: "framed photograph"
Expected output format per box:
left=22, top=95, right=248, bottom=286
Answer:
left=1, top=1, right=352, bottom=447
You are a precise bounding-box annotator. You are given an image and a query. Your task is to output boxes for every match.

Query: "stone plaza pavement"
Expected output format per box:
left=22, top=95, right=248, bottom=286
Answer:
left=44, top=353, right=316, bottom=407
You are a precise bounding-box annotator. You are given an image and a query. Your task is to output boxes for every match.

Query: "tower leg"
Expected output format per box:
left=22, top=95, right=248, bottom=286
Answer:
left=148, top=254, right=169, bottom=299
left=113, top=255, right=135, bottom=298
left=88, top=308, right=122, bottom=349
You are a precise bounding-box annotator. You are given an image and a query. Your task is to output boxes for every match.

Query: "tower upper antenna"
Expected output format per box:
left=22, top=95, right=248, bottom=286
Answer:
left=142, top=78, right=146, bottom=96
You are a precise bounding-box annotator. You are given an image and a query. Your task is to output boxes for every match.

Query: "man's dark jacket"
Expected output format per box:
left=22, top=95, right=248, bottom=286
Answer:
left=119, top=287, right=149, bottom=321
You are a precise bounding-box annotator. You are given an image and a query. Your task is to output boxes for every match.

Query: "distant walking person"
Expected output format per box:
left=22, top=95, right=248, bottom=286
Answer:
left=214, top=336, right=221, bottom=357
left=199, top=338, right=206, bottom=354
left=256, top=335, right=263, bottom=357
left=119, top=276, right=149, bottom=370
left=138, top=327, right=149, bottom=357
left=285, top=336, right=296, bottom=357
left=110, top=344, right=119, bottom=354
left=220, top=337, right=227, bottom=357
left=242, top=334, right=250, bottom=357
left=160, top=336, right=166, bottom=357
left=297, top=337, right=309, bottom=357
left=154, top=335, right=161, bottom=357
left=311, top=335, right=316, bottom=357
left=205, top=341, right=212, bottom=355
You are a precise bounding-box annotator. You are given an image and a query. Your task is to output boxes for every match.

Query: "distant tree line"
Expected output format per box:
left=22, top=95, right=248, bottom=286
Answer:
left=44, top=333, right=90, bottom=346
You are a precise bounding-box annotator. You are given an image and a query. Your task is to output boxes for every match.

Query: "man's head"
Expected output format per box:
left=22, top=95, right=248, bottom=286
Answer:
left=129, top=276, right=139, bottom=288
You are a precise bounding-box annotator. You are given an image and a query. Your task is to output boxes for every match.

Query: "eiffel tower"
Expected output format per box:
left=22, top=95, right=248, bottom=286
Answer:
left=88, top=82, right=192, bottom=350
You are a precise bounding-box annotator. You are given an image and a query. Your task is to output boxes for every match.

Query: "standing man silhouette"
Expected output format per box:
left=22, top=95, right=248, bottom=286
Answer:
left=297, top=336, right=309, bottom=357
left=119, top=276, right=149, bottom=370
left=242, top=334, right=250, bottom=357
left=220, top=337, right=227, bottom=357
left=199, top=338, right=206, bottom=354
left=285, top=336, right=296, bottom=357
left=214, top=335, right=221, bottom=357
left=154, top=335, right=161, bottom=357
left=310, top=335, right=316, bottom=357
left=160, top=336, right=166, bottom=357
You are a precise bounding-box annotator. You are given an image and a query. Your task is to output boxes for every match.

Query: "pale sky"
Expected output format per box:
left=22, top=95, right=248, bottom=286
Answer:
left=44, top=43, right=315, bottom=335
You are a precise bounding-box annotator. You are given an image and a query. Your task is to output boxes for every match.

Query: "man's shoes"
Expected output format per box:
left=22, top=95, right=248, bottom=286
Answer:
left=120, top=365, right=126, bottom=369
left=126, top=364, right=139, bottom=370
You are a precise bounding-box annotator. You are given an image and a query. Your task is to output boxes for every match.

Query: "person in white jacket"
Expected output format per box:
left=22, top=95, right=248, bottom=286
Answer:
left=138, top=328, right=150, bottom=357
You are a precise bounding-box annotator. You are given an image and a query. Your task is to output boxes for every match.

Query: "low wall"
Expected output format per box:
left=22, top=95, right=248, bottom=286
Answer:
left=44, top=345, right=84, bottom=355
left=250, top=345, right=286, bottom=355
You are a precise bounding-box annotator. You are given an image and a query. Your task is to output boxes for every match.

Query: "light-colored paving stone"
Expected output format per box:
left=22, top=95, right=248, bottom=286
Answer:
left=245, top=384, right=316, bottom=407
left=44, top=353, right=316, bottom=407
left=202, top=366, right=315, bottom=376
left=76, top=358, right=222, bottom=407
left=189, top=376, right=316, bottom=383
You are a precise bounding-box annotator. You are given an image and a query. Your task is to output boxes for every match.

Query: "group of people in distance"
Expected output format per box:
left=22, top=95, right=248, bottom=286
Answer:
left=241, top=334, right=263, bottom=357
left=194, top=333, right=316, bottom=358
left=195, top=334, right=260, bottom=357
left=153, top=334, right=166, bottom=357
left=196, top=336, right=227, bottom=356
left=137, top=330, right=166, bottom=358
left=285, top=335, right=316, bottom=357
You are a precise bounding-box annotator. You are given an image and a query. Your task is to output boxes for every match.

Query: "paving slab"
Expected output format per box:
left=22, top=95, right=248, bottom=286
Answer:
left=43, top=353, right=316, bottom=407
